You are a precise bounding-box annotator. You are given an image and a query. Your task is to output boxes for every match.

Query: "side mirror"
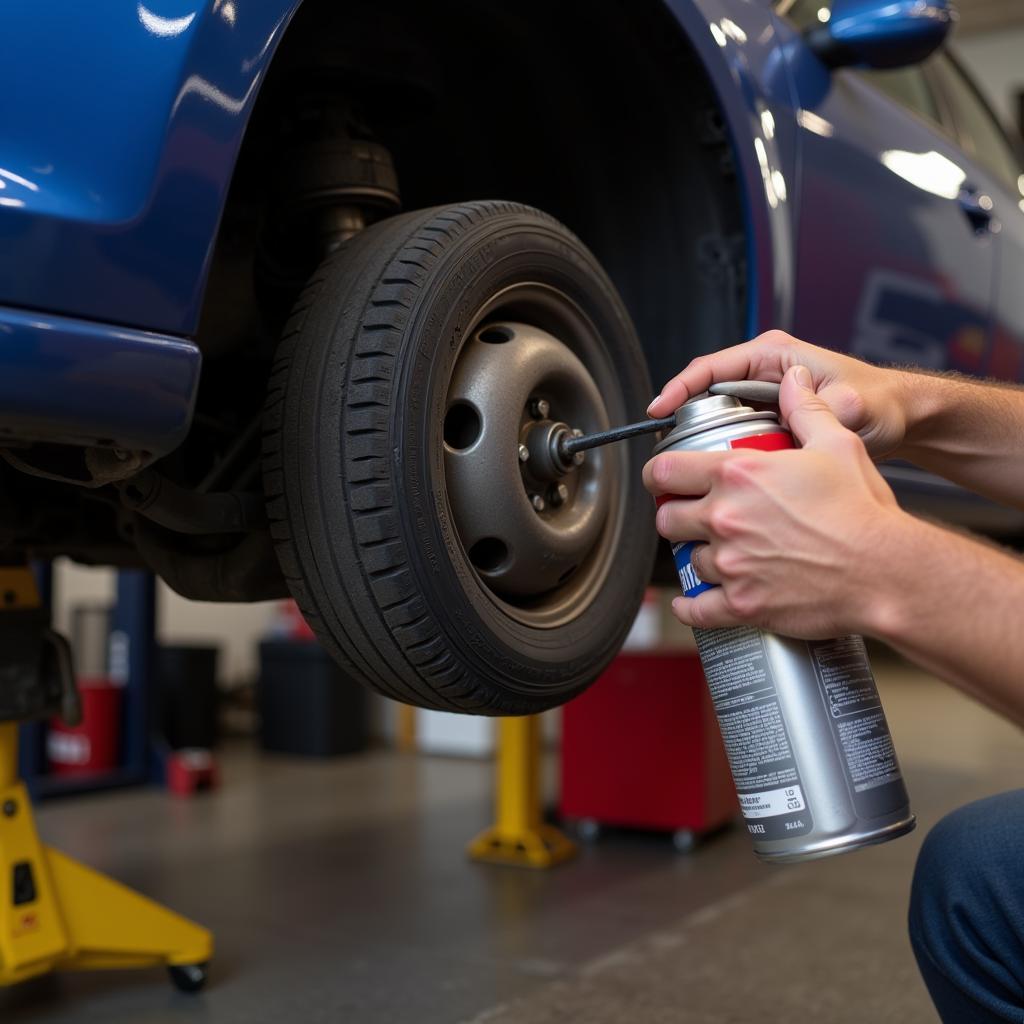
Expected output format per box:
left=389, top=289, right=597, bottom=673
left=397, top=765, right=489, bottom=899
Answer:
left=807, top=0, right=957, bottom=70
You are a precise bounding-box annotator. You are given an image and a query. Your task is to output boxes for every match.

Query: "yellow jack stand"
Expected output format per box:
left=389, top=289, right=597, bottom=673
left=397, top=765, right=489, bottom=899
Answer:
left=0, top=727, right=213, bottom=991
left=0, top=564, right=212, bottom=993
left=467, top=715, right=576, bottom=869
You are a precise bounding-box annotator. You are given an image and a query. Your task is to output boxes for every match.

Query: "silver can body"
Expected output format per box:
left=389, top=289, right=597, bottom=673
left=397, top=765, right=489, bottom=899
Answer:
left=655, top=395, right=914, bottom=862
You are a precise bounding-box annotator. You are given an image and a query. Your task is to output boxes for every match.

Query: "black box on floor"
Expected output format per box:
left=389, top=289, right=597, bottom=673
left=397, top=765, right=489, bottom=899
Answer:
left=156, top=645, right=220, bottom=750
left=257, top=641, right=369, bottom=757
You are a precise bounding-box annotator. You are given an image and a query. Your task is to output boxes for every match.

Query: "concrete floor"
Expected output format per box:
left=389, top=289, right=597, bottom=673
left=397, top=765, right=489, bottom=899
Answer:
left=4, top=654, right=1023, bottom=1024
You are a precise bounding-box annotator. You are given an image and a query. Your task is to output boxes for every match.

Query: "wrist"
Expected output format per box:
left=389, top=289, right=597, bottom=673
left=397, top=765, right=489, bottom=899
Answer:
left=890, top=369, right=951, bottom=461
left=852, top=508, right=930, bottom=642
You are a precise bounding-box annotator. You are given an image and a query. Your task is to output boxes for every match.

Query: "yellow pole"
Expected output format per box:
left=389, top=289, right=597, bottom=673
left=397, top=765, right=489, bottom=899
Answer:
left=396, top=704, right=417, bottom=753
left=495, top=716, right=540, bottom=836
left=466, top=715, right=576, bottom=868
left=0, top=724, right=17, bottom=791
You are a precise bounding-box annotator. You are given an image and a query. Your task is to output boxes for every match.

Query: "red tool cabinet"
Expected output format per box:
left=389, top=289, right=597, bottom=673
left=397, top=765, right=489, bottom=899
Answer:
left=560, top=652, right=737, bottom=845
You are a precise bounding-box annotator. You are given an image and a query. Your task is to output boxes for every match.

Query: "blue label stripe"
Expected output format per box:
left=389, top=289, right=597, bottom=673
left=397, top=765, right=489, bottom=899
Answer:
left=671, top=541, right=715, bottom=598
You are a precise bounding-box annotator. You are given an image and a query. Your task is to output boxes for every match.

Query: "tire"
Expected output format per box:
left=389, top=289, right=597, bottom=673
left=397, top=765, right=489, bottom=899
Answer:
left=263, top=201, right=656, bottom=714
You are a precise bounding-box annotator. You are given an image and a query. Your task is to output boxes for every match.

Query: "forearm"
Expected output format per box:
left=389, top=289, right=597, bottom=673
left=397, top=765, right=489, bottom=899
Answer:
left=894, top=370, right=1024, bottom=507
left=865, top=513, right=1024, bottom=726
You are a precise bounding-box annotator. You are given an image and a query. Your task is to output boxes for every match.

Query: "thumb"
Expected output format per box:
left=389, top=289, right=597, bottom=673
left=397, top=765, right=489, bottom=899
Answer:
left=779, top=365, right=849, bottom=449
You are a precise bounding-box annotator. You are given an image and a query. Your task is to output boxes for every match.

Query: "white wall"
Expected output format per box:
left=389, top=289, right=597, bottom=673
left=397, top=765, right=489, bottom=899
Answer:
left=953, top=30, right=1024, bottom=130
left=156, top=589, right=277, bottom=686
left=54, top=559, right=277, bottom=688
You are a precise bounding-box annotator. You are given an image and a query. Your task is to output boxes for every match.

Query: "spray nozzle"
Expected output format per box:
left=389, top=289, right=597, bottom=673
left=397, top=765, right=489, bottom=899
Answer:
left=707, top=381, right=781, bottom=404
left=555, top=380, right=781, bottom=461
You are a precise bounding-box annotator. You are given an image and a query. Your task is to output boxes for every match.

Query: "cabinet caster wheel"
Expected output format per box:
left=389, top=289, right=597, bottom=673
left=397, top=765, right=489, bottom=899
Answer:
left=672, top=829, right=697, bottom=854
left=169, top=962, right=209, bottom=993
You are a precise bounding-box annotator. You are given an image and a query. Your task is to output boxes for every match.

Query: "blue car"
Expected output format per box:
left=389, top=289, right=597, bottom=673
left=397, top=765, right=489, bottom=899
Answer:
left=0, top=0, right=1018, bottom=713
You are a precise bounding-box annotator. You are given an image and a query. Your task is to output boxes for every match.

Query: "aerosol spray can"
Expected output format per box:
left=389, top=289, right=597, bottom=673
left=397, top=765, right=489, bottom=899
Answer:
left=654, top=392, right=914, bottom=863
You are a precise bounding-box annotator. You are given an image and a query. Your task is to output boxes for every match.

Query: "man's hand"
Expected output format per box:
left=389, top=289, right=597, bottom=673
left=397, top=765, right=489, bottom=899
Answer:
left=647, top=330, right=913, bottom=459
left=644, top=365, right=908, bottom=638
left=648, top=337, right=1024, bottom=727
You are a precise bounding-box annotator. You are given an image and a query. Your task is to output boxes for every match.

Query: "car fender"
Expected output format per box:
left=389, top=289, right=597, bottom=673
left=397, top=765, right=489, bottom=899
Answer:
left=0, top=0, right=302, bottom=336
left=664, top=0, right=799, bottom=336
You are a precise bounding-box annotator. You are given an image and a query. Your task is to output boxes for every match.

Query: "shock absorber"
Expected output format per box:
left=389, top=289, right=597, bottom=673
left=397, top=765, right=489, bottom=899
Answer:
left=263, top=95, right=403, bottom=290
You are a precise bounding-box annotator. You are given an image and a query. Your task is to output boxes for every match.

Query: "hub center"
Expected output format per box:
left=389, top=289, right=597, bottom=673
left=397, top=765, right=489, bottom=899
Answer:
left=521, top=420, right=584, bottom=482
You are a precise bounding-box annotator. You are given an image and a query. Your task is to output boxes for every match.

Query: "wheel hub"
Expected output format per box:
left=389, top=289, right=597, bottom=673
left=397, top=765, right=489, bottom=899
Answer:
left=443, top=321, right=613, bottom=602
left=520, top=419, right=584, bottom=482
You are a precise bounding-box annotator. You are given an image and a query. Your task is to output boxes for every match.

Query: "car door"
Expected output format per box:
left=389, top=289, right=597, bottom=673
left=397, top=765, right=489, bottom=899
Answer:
left=927, top=53, right=1024, bottom=382
left=771, top=0, right=996, bottom=375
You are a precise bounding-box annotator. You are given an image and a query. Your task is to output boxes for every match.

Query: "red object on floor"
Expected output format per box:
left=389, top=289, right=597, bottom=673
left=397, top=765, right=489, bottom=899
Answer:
left=166, top=749, right=220, bottom=797
left=560, top=652, right=737, bottom=834
left=47, top=678, right=121, bottom=778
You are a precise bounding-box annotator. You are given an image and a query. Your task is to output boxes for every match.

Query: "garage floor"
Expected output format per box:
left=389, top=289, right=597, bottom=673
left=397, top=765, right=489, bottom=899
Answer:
left=4, top=653, right=1022, bottom=1024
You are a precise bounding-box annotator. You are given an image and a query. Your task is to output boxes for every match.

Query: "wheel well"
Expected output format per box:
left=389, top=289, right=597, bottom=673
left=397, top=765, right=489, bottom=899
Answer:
left=129, top=0, right=747, bottom=599
left=1, top=0, right=746, bottom=595
left=198, top=0, right=748, bottom=397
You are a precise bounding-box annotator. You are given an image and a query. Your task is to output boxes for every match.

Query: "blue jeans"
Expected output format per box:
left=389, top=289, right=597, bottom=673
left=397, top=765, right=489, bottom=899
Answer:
left=909, top=791, right=1024, bottom=1022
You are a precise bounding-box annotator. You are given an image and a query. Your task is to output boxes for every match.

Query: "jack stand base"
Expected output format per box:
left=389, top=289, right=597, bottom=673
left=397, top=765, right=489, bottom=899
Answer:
left=467, top=822, right=577, bottom=869
left=467, top=715, right=577, bottom=869
left=0, top=779, right=213, bottom=990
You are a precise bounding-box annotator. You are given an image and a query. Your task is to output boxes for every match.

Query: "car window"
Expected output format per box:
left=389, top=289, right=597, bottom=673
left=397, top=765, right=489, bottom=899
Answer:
left=930, top=56, right=1021, bottom=190
left=859, top=67, right=941, bottom=127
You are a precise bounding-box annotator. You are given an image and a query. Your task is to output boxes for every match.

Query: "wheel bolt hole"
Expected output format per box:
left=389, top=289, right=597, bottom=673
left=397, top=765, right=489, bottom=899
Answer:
left=444, top=402, right=482, bottom=450
left=469, top=537, right=509, bottom=574
left=478, top=326, right=514, bottom=344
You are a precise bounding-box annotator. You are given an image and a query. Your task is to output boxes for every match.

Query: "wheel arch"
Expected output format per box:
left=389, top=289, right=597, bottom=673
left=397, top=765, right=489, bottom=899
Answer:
left=199, top=0, right=775, bottom=395
left=664, top=0, right=796, bottom=340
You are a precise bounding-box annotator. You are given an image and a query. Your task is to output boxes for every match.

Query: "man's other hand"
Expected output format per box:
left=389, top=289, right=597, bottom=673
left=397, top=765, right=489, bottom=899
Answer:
left=647, top=330, right=913, bottom=460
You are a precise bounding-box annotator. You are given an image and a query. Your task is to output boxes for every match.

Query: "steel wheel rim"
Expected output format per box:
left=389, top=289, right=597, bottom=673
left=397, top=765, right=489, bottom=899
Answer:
left=442, top=283, right=626, bottom=629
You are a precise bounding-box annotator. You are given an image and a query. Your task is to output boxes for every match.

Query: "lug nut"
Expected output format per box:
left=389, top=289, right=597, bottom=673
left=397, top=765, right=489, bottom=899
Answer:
left=571, top=428, right=585, bottom=465
left=530, top=494, right=546, bottom=512
left=529, top=398, right=551, bottom=420
left=518, top=443, right=530, bottom=463
left=550, top=483, right=569, bottom=506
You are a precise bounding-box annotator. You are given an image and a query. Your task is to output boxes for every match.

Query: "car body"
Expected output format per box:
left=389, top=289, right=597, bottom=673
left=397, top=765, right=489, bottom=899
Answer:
left=0, top=0, right=1020, bottom=610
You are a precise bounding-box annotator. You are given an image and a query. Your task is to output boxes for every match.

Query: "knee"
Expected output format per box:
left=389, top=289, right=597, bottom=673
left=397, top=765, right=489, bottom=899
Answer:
left=909, top=792, right=1023, bottom=962
left=912, top=799, right=992, bottom=902
left=909, top=792, right=1024, bottom=1016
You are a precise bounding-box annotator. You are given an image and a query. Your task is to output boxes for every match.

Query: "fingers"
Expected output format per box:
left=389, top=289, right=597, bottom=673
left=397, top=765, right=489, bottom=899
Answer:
left=689, top=543, right=722, bottom=585
left=779, top=365, right=857, bottom=451
left=670, top=589, right=744, bottom=630
left=647, top=342, right=760, bottom=418
left=655, top=498, right=710, bottom=543
left=642, top=449, right=731, bottom=498
left=647, top=331, right=798, bottom=418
